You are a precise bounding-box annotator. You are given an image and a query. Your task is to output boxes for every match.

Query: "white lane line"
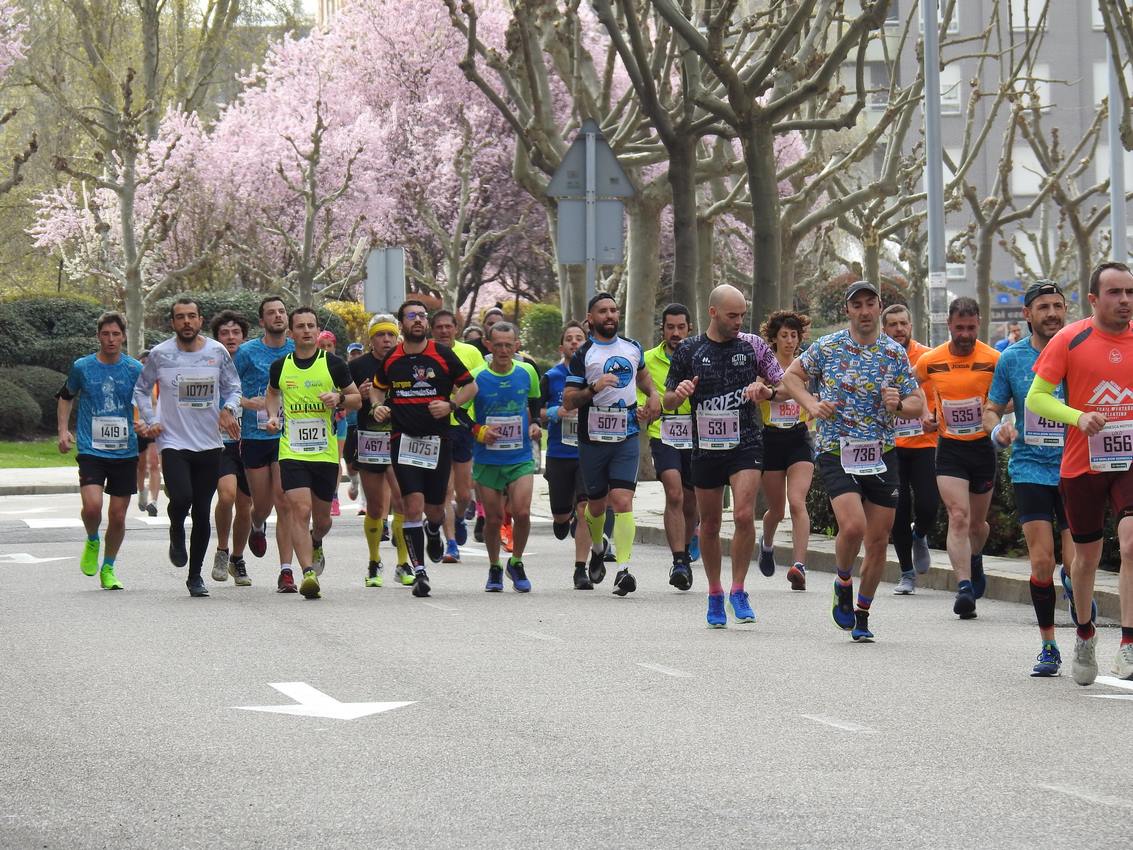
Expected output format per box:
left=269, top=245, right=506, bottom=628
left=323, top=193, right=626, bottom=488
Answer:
left=636, top=662, right=694, bottom=678
left=1038, top=784, right=1133, bottom=810
left=801, top=714, right=877, bottom=733
left=0, top=507, right=54, bottom=515
left=516, top=630, right=559, bottom=641
left=23, top=518, right=85, bottom=529
left=1094, top=675, right=1133, bottom=692
left=421, top=601, right=459, bottom=613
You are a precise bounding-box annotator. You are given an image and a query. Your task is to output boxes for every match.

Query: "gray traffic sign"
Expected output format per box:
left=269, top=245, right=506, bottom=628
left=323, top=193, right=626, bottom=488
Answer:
left=364, top=247, right=406, bottom=314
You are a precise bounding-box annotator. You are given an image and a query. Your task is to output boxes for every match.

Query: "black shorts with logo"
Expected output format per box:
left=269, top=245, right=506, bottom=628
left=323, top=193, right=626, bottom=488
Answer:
left=760, top=425, right=814, bottom=472
left=935, top=436, right=997, bottom=494
left=392, top=433, right=452, bottom=505
left=544, top=456, right=587, bottom=516
left=1013, top=481, right=1067, bottom=526
left=650, top=438, right=693, bottom=490
left=816, top=449, right=899, bottom=509
left=691, top=445, right=763, bottom=490
left=279, top=459, right=339, bottom=502
left=219, top=441, right=250, bottom=496
left=77, top=454, right=138, bottom=498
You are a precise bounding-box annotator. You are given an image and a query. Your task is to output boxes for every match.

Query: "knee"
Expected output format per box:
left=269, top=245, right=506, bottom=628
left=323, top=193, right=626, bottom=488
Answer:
left=699, top=514, right=723, bottom=537
left=788, top=496, right=808, bottom=518
left=733, top=505, right=755, bottom=527
left=1120, top=536, right=1133, bottom=563
left=945, top=505, right=970, bottom=529
left=1031, top=552, right=1055, bottom=578
left=840, top=520, right=867, bottom=541
left=107, top=506, right=127, bottom=528
left=763, top=503, right=784, bottom=523
left=511, top=507, right=531, bottom=525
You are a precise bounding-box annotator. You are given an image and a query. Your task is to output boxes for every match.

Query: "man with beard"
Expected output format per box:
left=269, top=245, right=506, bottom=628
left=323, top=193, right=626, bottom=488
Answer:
left=371, top=300, right=478, bottom=598
left=134, top=298, right=242, bottom=597
left=562, top=293, right=661, bottom=596
left=914, top=297, right=1000, bottom=620
left=665, top=285, right=782, bottom=627
left=984, top=281, right=1076, bottom=676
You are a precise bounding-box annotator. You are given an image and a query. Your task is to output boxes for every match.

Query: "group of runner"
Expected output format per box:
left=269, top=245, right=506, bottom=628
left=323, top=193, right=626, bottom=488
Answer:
left=56, top=266, right=1133, bottom=685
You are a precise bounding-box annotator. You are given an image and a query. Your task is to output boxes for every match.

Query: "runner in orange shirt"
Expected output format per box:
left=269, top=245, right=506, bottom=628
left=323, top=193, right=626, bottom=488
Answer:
left=1027, top=261, right=1133, bottom=685
left=882, top=304, right=940, bottom=595
left=915, top=297, right=999, bottom=619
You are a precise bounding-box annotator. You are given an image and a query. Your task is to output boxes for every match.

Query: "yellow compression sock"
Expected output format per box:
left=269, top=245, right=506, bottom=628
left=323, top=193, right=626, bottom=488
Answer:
left=585, top=507, right=606, bottom=555
left=613, top=511, right=634, bottom=565
left=364, top=515, right=384, bottom=563
left=392, top=513, right=409, bottom=565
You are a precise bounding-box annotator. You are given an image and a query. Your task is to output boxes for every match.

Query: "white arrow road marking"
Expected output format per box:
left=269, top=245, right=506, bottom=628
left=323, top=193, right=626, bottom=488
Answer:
left=0, top=553, right=72, bottom=564
left=1093, top=675, right=1133, bottom=692
left=802, top=715, right=877, bottom=733
left=516, top=630, right=559, bottom=641
left=1038, top=784, right=1133, bottom=809
left=0, top=507, right=55, bottom=515
left=421, top=601, right=459, bottom=613
left=636, top=662, right=694, bottom=678
left=235, top=682, right=415, bottom=720
left=23, top=518, right=86, bottom=529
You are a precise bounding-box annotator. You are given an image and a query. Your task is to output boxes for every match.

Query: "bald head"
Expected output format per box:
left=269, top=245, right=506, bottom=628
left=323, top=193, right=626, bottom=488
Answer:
left=707, top=284, right=748, bottom=341
left=709, top=284, right=746, bottom=311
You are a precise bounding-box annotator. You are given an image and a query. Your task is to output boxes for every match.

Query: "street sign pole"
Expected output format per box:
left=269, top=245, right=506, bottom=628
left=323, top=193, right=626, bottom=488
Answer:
left=922, top=0, right=947, bottom=346
left=586, top=129, right=597, bottom=301
left=1109, top=41, right=1127, bottom=264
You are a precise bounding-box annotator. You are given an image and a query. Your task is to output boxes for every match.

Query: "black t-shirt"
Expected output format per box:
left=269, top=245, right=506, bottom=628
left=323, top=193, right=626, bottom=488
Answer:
left=372, top=341, right=472, bottom=437
left=349, top=351, right=385, bottom=430
left=268, top=350, right=352, bottom=390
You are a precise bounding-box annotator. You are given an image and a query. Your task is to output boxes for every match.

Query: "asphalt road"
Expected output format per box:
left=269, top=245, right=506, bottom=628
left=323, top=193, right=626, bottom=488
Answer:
left=2, top=491, right=1131, bottom=849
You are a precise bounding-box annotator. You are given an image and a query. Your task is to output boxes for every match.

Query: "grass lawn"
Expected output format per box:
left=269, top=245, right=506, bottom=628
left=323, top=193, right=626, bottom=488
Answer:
left=0, top=439, right=76, bottom=468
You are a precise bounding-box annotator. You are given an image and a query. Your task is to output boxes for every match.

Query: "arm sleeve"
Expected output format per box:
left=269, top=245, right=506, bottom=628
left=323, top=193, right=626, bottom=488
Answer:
left=1025, top=375, right=1081, bottom=427
left=268, top=357, right=285, bottom=391
left=540, top=373, right=552, bottom=407
left=566, top=350, right=586, bottom=386
left=60, top=363, right=81, bottom=400
left=327, top=354, right=352, bottom=389
left=133, top=354, right=158, bottom=424
left=524, top=363, right=541, bottom=420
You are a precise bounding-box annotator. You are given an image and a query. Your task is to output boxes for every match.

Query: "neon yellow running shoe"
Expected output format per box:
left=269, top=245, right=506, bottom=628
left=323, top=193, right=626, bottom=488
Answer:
left=299, top=569, right=321, bottom=599
left=99, top=565, right=123, bottom=590
left=365, top=560, right=383, bottom=588
left=80, top=539, right=100, bottom=576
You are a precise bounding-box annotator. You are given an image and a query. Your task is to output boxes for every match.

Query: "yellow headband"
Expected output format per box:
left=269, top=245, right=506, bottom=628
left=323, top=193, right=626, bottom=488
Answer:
left=369, top=321, right=398, bottom=336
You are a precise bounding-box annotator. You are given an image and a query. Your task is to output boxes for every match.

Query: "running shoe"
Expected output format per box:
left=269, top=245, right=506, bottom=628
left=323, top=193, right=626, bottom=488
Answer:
left=893, top=572, right=916, bottom=595
left=365, top=560, right=384, bottom=588
left=569, top=514, right=577, bottom=539
left=506, top=559, right=532, bottom=593
left=80, top=539, right=100, bottom=577
left=311, top=537, right=325, bottom=576
left=552, top=521, right=571, bottom=540
left=1060, top=565, right=1098, bottom=625
left=573, top=564, right=593, bottom=590
left=137, top=495, right=146, bottom=511
left=395, top=563, right=415, bottom=586
left=99, top=565, right=123, bottom=590
left=971, top=554, right=986, bottom=599
left=912, top=532, right=931, bottom=574
left=953, top=589, right=977, bottom=619
left=706, top=593, right=727, bottom=628
left=1112, top=644, right=1133, bottom=680
left=425, top=523, right=444, bottom=563
left=473, top=516, right=485, bottom=543
left=442, top=540, right=460, bottom=564
left=1031, top=643, right=1062, bottom=677
left=757, top=536, right=776, bottom=577
left=500, top=520, right=514, bottom=553
left=381, top=523, right=390, bottom=541
left=357, top=507, right=366, bottom=516
left=212, top=550, right=229, bottom=582
left=348, top=478, right=359, bottom=502
left=485, top=565, right=504, bottom=592
left=229, top=557, right=251, bottom=587
left=612, top=568, right=636, bottom=596
left=248, top=524, right=268, bottom=558
left=688, top=531, right=700, bottom=563
left=412, top=569, right=431, bottom=597
left=588, top=550, right=607, bottom=585
left=786, top=563, right=806, bottom=592
left=277, top=568, right=298, bottom=593
left=831, top=579, right=855, bottom=630
left=187, top=576, right=209, bottom=598
left=729, top=590, right=755, bottom=623
left=668, top=560, right=692, bottom=591
left=145, top=502, right=158, bottom=517
left=851, top=610, right=874, bottom=642
left=1072, top=632, right=1098, bottom=686
left=603, top=535, right=616, bottom=563
left=168, top=529, right=188, bottom=569
left=299, top=569, right=321, bottom=599
left=330, top=497, right=341, bottom=517
left=465, top=501, right=477, bottom=521
left=454, top=518, right=468, bottom=546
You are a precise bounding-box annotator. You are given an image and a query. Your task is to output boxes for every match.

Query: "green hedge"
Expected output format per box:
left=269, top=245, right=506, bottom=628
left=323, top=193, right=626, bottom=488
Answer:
left=24, top=337, right=97, bottom=375
left=0, top=366, right=69, bottom=431
left=0, top=378, right=42, bottom=438
left=0, top=296, right=105, bottom=368
left=519, top=303, right=563, bottom=362
left=0, top=295, right=104, bottom=338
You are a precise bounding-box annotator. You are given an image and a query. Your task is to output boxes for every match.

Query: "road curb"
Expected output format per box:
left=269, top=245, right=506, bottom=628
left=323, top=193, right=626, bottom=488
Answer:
left=0, top=484, right=81, bottom=496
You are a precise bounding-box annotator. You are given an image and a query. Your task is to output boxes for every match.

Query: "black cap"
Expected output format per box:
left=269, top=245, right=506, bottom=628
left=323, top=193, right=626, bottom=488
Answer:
left=1024, top=280, right=1064, bottom=307
left=844, top=280, right=880, bottom=302
left=587, top=291, right=616, bottom=311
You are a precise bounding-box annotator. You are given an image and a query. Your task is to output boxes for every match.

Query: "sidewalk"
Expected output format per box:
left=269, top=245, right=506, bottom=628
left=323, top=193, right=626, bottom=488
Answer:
left=0, top=466, right=82, bottom=496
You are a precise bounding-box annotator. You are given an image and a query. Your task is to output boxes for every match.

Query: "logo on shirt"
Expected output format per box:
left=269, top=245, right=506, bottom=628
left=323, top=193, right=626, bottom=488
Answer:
left=603, top=356, right=634, bottom=388
left=731, top=353, right=748, bottom=367
left=1086, top=380, right=1133, bottom=406
left=412, top=365, right=437, bottom=387
left=1110, top=348, right=1124, bottom=364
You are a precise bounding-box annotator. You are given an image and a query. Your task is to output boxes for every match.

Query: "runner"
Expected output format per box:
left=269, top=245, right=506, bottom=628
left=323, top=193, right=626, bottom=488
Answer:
left=782, top=281, right=924, bottom=641
left=209, top=309, right=253, bottom=587
left=757, top=310, right=813, bottom=592
left=134, top=349, right=160, bottom=516
left=133, top=297, right=242, bottom=597
left=263, top=307, right=361, bottom=599
left=985, top=281, right=1076, bottom=676
left=467, top=321, right=541, bottom=592
left=370, top=299, right=477, bottom=598
left=1027, top=261, right=1133, bottom=685
left=317, top=330, right=348, bottom=516
left=345, top=342, right=365, bottom=511
left=881, top=304, right=940, bottom=595
left=233, top=295, right=297, bottom=592
left=56, top=311, right=143, bottom=591
left=430, top=308, right=485, bottom=563
left=665, top=284, right=782, bottom=626
left=471, top=307, right=505, bottom=357
left=914, top=297, right=1000, bottom=619
left=639, top=303, right=698, bottom=591
left=562, top=292, right=661, bottom=596
left=541, top=321, right=598, bottom=589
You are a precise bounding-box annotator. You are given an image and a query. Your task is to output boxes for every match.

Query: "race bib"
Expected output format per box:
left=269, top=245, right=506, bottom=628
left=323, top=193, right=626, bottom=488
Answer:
left=1088, top=420, right=1133, bottom=472
left=893, top=417, right=923, bottom=439
left=356, top=429, right=391, bottom=464
left=256, top=406, right=272, bottom=430
left=588, top=407, right=628, bottom=443
left=839, top=437, right=886, bottom=476
left=1024, top=408, right=1065, bottom=447
left=486, top=415, right=524, bottom=451
left=696, top=409, right=740, bottom=451
left=767, top=400, right=801, bottom=428
left=177, top=375, right=216, bottom=409
left=561, top=414, right=579, bottom=447
left=91, top=416, right=129, bottom=452
left=287, top=417, right=328, bottom=454
left=660, top=414, right=694, bottom=449
left=942, top=396, right=983, bottom=436
left=399, top=434, right=441, bottom=469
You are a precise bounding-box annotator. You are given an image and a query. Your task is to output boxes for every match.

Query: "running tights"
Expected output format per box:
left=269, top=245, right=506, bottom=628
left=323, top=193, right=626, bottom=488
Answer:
left=892, top=447, right=939, bottom=572
left=162, top=448, right=221, bottom=578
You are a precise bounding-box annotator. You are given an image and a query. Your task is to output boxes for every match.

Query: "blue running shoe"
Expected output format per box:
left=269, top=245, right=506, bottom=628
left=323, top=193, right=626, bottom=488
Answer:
left=442, top=540, right=460, bottom=564
left=851, top=610, right=874, bottom=642
left=706, top=593, right=727, bottom=629
left=454, top=518, right=468, bottom=547
left=971, top=553, right=986, bottom=599
left=485, top=565, right=504, bottom=592
left=506, top=559, right=532, bottom=593
left=688, top=532, right=700, bottom=563
left=729, top=590, right=755, bottom=623
left=1031, top=643, right=1062, bottom=677
left=832, top=579, right=855, bottom=630
left=758, top=536, right=776, bottom=577
left=1060, top=565, right=1097, bottom=625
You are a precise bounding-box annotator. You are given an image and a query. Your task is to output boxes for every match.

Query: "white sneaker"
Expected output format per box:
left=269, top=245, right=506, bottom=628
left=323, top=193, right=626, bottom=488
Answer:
left=912, top=533, right=931, bottom=574
left=211, top=550, right=229, bottom=582
left=1112, top=643, right=1133, bottom=679
left=1072, top=633, right=1099, bottom=686
left=893, top=573, right=916, bottom=595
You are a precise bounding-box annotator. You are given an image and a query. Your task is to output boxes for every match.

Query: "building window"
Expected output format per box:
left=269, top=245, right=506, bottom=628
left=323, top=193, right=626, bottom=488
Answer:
left=919, top=2, right=959, bottom=34
left=868, top=62, right=892, bottom=111
left=1010, top=0, right=1047, bottom=32
left=1010, top=147, right=1044, bottom=196
left=940, top=64, right=962, bottom=114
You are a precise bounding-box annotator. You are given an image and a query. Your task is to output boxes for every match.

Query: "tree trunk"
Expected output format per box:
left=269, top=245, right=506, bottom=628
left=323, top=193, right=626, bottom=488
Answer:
left=118, top=148, right=144, bottom=356
left=745, top=120, right=783, bottom=327
left=1069, top=217, right=1093, bottom=317
left=778, top=233, right=799, bottom=317
left=975, top=228, right=994, bottom=339
left=624, top=198, right=661, bottom=346
left=696, top=218, right=715, bottom=328
left=668, top=134, right=698, bottom=310
left=863, top=241, right=881, bottom=292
